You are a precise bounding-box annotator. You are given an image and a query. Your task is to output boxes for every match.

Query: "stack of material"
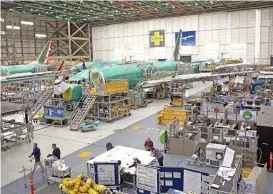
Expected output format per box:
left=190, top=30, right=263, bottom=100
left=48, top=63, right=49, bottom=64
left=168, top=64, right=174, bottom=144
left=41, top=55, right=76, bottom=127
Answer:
left=60, top=174, right=111, bottom=194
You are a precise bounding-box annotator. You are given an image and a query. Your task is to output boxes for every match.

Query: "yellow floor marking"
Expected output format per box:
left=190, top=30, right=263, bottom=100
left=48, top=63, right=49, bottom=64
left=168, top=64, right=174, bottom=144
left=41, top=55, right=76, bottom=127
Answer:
left=98, top=135, right=104, bottom=137
left=78, top=152, right=92, bottom=158
left=132, top=126, right=140, bottom=130
left=112, top=128, right=119, bottom=132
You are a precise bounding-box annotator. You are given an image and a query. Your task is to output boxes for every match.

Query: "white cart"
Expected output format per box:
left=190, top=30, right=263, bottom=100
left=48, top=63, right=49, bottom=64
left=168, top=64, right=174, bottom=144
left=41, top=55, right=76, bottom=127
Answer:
left=44, top=157, right=71, bottom=185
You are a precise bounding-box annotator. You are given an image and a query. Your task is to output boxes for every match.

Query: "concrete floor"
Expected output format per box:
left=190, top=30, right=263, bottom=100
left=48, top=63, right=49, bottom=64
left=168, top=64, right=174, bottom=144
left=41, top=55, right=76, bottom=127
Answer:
left=2, top=81, right=272, bottom=194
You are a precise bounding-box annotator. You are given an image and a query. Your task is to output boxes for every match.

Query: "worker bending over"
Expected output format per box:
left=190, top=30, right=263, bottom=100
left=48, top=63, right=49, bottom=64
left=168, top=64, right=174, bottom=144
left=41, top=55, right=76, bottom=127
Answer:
left=47, top=143, right=61, bottom=159
left=129, top=157, right=141, bottom=168
left=29, top=143, right=45, bottom=175
left=151, top=148, right=164, bottom=166
left=144, top=138, right=154, bottom=151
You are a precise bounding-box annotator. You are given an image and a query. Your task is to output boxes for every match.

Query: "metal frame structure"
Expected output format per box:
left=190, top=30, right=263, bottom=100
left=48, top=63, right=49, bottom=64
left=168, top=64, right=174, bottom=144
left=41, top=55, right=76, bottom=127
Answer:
left=1, top=11, right=91, bottom=64
left=46, top=20, right=92, bottom=63
left=1, top=119, right=34, bottom=151
left=89, top=91, right=131, bottom=123
left=2, top=1, right=273, bottom=26
left=183, top=119, right=258, bottom=167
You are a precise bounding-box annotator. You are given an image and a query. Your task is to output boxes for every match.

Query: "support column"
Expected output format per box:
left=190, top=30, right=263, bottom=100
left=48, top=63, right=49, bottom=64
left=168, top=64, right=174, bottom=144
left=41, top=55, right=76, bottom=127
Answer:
left=68, top=21, right=72, bottom=64
left=255, top=9, right=261, bottom=64
left=226, top=12, right=232, bottom=58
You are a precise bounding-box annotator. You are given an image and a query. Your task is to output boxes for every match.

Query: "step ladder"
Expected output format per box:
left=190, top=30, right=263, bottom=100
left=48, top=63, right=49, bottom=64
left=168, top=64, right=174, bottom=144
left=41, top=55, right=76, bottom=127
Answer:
left=68, top=89, right=90, bottom=122
left=69, top=90, right=96, bottom=131
left=29, top=88, right=53, bottom=120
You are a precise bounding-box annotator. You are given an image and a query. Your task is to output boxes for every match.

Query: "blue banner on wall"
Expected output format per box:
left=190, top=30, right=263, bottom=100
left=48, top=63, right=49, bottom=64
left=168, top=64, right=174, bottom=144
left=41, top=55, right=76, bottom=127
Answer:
left=44, top=106, right=64, bottom=117
left=175, top=31, right=196, bottom=46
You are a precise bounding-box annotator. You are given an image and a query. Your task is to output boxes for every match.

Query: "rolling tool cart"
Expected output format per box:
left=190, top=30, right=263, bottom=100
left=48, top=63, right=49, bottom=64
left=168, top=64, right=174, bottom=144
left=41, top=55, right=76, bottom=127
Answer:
left=44, top=156, right=71, bottom=185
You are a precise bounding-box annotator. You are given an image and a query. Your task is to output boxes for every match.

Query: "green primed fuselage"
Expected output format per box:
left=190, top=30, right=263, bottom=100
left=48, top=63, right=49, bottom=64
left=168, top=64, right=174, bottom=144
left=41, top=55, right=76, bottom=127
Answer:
left=91, top=61, right=180, bottom=89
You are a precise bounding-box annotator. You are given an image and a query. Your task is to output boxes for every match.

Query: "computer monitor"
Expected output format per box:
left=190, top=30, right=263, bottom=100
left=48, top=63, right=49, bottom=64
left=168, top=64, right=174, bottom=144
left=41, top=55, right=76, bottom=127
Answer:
left=255, top=100, right=261, bottom=106
left=238, top=131, right=246, bottom=137
left=227, top=129, right=236, bottom=136
left=246, top=131, right=255, bottom=137
left=246, top=100, right=253, bottom=105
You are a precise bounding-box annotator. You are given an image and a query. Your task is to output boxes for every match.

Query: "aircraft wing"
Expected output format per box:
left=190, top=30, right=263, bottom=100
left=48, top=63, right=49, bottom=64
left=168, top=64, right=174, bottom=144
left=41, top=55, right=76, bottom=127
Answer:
left=138, top=71, right=253, bottom=88
left=1, top=71, right=67, bottom=84
left=259, top=71, right=273, bottom=75
left=259, top=74, right=273, bottom=79
left=215, top=63, right=244, bottom=70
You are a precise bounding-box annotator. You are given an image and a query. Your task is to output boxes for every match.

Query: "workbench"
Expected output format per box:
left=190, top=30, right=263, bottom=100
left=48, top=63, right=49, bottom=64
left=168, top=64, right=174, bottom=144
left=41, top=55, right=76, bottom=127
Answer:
left=87, top=146, right=157, bottom=188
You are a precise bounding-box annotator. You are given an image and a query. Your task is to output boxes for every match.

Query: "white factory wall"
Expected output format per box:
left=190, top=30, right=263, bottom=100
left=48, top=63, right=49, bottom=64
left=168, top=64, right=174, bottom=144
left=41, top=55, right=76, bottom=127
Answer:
left=92, top=8, right=273, bottom=65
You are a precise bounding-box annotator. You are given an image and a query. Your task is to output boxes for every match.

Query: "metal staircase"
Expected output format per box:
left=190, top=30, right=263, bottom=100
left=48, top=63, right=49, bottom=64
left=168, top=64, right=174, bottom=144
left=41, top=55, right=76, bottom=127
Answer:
left=29, top=88, right=53, bottom=120
left=69, top=89, right=96, bottom=131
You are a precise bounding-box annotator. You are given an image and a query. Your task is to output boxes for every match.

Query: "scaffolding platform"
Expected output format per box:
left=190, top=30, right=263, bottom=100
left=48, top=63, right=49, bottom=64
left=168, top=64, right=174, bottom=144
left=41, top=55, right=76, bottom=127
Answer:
left=89, top=80, right=131, bottom=123
left=1, top=101, right=23, bottom=116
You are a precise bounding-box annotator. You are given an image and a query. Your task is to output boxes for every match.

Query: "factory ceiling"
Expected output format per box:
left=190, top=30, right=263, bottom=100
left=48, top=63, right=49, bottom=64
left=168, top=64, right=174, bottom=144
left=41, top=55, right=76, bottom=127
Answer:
left=1, top=1, right=273, bottom=26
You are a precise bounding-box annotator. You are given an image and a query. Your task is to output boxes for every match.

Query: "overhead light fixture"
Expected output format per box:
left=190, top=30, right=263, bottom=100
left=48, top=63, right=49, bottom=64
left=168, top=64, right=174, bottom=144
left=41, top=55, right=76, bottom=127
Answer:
left=38, top=13, right=40, bottom=15
left=21, top=21, right=33, bottom=25
left=6, top=25, right=20, bottom=30
left=210, top=1, right=213, bottom=4
left=115, top=10, right=118, bottom=12
left=195, top=3, right=198, bottom=6
left=155, top=8, right=157, bottom=10
left=0, top=18, right=4, bottom=22
left=1, top=31, right=5, bottom=34
left=105, top=7, right=107, bottom=9
left=110, top=1, right=113, bottom=3
left=64, top=4, right=67, bottom=6
left=172, top=6, right=175, bottom=8
left=35, top=34, right=47, bottom=38
left=76, top=12, right=79, bottom=14
left=46, top=12, right=48, bottom=14
left=49, top=7, right=52, bottom=9
left=50, top=12, right=53, bottom=14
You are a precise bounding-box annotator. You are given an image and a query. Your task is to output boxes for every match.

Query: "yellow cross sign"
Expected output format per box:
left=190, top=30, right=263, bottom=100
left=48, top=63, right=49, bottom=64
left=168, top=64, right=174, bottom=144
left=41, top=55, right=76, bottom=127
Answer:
left=151, top=31, right=164, bottom=46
